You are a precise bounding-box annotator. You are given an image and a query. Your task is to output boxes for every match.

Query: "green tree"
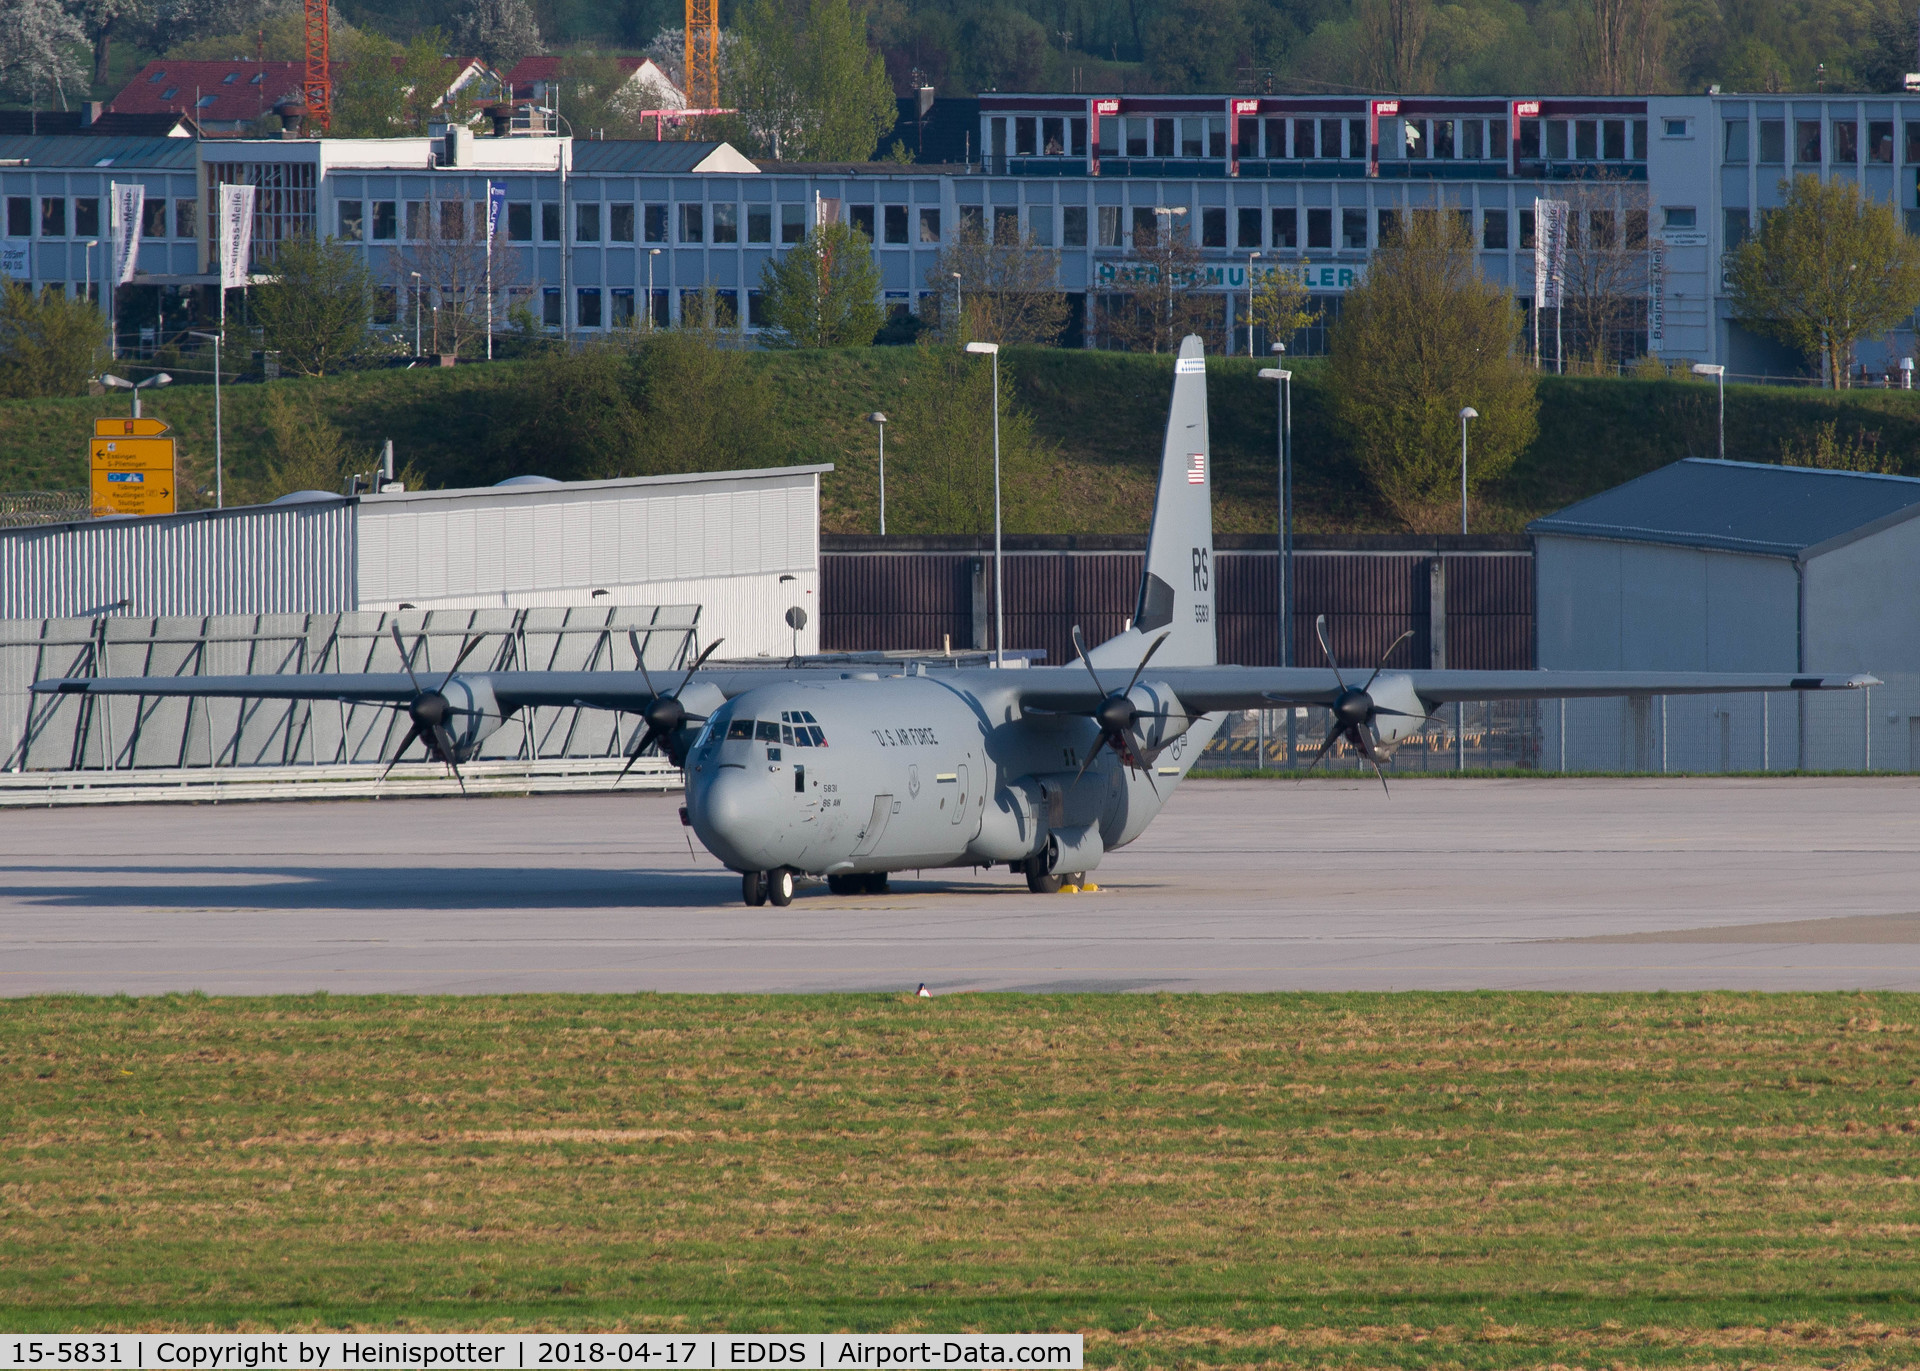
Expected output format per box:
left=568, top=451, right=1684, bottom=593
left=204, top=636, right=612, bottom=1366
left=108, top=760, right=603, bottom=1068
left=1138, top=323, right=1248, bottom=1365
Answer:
left=1328, top=209, right=1537, bottom=530
left=1726, top=174, right=1920, bottom=388
left=759, top=222, right=883, bottom=348
left=252, top=237, right=378, bottom=377
left=920, top=229, right=1068, bottom=346
left=1094, top=225, right=1219, bottom=354
left=722, top=0, right=895, bottom=161
left=0, top=281, right=108, bottom=398
left=881, top=344, right=1053, bottom=534
left=331, top=30, right=465, bottom=138
left=1246, top=260, right=1317, bottom=351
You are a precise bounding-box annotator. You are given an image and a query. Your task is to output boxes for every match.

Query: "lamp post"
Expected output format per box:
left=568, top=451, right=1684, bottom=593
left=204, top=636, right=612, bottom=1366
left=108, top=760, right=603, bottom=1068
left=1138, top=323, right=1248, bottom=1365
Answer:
left=1244, top=249, right=1260, bottom=357
left=188, top=331, right=224, bottom=508
left=647, top=248, right=661, bottom=329
left=409, top=271, right=422, bottom=358
left=1258, top=350, right=1292, bottom=669
left=1152, top=206, right=1187, bottom=351
left=866, top=411, right=888, bottom=535
left=950, top=270, right=962, bottom=338
left=965, top=341, right=1003, bottom=667
left=1458, top=406, right=1478, bottom=536
left=1691, top=363, right=1725, bottom=460
left=99, top=371, right=171, bottom=419
left=83, top=239, right=98, bottom=310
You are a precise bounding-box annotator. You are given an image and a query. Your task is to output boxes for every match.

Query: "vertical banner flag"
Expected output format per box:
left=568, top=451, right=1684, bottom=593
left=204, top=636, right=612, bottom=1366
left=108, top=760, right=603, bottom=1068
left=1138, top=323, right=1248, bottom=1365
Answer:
left=487, top=181, right=507, bottom=242
left=1533, top=197, right=1567, bottom=309
left=219, top=183, right=256, bottom=291
left=816, top=193, right=840, bottom=228
left=1647, top=238, right=1666, bottom=353
left=108, top=182, right=145, bottom=285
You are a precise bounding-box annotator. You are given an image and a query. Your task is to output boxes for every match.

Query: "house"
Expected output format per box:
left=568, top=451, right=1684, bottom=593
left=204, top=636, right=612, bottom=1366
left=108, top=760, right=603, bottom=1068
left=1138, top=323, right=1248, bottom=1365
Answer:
left=109, top=57, right=500, bottom=136
left=506, top=55, right=683, bottom=112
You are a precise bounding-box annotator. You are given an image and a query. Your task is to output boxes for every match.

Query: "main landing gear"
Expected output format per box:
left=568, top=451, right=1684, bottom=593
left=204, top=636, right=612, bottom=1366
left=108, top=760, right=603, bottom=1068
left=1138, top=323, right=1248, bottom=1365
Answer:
left=827, top=872, right=890, bottom=895
left=742, top=868, right=796, bottom=907
left=1022, top=856, right=1083, bottom=895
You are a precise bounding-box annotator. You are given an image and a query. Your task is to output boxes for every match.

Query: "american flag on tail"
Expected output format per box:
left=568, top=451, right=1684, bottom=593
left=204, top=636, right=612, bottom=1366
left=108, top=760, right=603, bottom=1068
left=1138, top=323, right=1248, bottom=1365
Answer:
left=1187, top=453, right=1206, bottom=484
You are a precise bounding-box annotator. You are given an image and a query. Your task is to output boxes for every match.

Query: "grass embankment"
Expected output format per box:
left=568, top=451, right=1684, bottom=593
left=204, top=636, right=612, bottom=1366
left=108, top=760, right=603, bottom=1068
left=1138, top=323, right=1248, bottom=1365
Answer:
left=11, top=351, right=1920, bottom=532
left=5, top=992, right=1919, bottom=1362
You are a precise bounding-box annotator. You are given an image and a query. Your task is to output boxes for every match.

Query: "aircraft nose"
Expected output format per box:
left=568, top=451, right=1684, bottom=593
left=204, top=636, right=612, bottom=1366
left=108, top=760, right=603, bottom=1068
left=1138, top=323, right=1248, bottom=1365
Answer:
left=688, top=765, right=774, bottom=870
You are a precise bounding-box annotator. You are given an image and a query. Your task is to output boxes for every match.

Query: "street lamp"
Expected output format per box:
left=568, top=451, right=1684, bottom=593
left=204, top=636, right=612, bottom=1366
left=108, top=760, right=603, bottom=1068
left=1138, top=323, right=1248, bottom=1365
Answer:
left=866, top=412, right=888, bottom=535
left=1244, top=250, right=1260, bottom=358
left=188, top=331, right=224, bottom=509
left=1152, top=206, right=1188, bottom=350
left=83, top=239, right=98, bottom=311
left=964, top=341, right=1003, bottom=668
left=99, top=371, right=171, bottom=419
left=1458, top=406, right=1478, bottom=535
left=1691, top=363, right=1726, bottom=461
left=409, top=270, right=422, bottom=358
left=950, top=270, right=962, bottom=339
left=1259, top=351, right=1292, bottom=669
left=647, top=248, right=661, bottom=330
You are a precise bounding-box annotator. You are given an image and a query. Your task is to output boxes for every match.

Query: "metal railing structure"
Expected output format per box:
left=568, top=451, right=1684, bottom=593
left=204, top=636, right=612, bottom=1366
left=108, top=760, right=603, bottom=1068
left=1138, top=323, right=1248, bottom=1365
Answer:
left=1202, top=680, right=1920, bottom=774
left=0, top=492, right=92, bottom=529
left=2, top=605, right=703, bottom=801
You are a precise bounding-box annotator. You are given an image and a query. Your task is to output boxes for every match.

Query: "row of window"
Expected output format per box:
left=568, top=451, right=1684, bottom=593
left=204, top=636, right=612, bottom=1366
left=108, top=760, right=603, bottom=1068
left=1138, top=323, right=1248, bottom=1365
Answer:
left=1723, top=117, right=1920, bottom=164
left=1020, top=113, right=1646, bottom=162
left=338, top=197, right=952, bottom=248
left=4, top=195, right=196, bottom=239
left=1517, top=117, right=1649, bottom=162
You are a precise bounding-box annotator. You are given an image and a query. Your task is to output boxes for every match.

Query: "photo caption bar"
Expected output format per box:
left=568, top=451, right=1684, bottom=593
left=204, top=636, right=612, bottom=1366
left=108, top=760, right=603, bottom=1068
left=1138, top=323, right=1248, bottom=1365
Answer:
left=0, top=1338, right=1081, bottom=1371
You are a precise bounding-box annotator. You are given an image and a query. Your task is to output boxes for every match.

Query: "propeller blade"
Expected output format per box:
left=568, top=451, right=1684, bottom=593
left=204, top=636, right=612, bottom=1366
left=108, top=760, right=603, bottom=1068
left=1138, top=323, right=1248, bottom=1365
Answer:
left=616, top=727, right=665, bottom=786
left=1140, top=762, right=1160, bottom=798
left=1067, top=732, right=1109, bottom=792
left=1122, top=631, right=1171, bottom=697
left=379, top=721, right=425, bottom=782
left=390, top=624, right=423, bottom=694
left=1365, top=751, right=1391, bottom=797
left=629, top=629, right=659, bottom=697
left=429, top=724, right=468, bottom=796
left=1314, top=614, right=1346, bottom=690
left=674, top=638, right=725, bottom=696
left=1070, top=625, right=1108, bottom=700
left=1361, top=629, right=1415, bottom=694
left=435, top=634, right=486, bottom=693
left=1303, top=723, right=1342, bottom=774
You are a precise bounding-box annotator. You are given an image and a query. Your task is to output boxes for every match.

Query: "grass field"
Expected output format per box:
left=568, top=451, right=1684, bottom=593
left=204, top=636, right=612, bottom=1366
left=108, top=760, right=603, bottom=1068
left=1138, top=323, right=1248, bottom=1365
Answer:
left=5, top=992, right=1919, bottom=1364
left=12, top=349, right=1920, bottom=534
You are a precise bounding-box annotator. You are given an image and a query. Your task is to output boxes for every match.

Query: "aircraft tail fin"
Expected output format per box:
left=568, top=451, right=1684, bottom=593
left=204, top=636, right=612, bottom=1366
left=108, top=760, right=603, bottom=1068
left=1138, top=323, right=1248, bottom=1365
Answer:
left=1089, top=333, right=1215, bottom=670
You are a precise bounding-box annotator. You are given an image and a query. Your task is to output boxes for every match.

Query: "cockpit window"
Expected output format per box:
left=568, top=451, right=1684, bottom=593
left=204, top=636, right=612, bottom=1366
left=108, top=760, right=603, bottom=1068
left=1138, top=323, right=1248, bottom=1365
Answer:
left=754, top=720, right=781, bottom=742
left=725, top=718, right=755, bottom=741
left=781, top=710, right=828, bottom=746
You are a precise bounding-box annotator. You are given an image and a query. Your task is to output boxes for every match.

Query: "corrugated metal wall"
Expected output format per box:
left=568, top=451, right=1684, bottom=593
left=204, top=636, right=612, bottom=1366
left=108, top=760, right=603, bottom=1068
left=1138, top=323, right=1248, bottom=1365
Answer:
left=0, top=502, right=357, bottom=620
left=823, top=550, right=1534, bottom=669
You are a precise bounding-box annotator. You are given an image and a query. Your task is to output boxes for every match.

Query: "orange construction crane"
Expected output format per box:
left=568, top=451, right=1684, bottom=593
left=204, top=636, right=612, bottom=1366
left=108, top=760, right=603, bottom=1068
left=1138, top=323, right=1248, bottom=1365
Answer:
left=304, top=0, right=331, bottom=131
left=685, top=0, right=719, bottom=112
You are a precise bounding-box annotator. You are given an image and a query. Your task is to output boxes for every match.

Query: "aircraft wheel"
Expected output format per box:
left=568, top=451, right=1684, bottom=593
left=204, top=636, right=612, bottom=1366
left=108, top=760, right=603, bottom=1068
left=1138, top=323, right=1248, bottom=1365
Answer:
left=1024, top=858, right=1063, bottom=895
left=863, top=871, right=890, bottom=894
left=768, top=867, right=796, bottom=907
left=742, top=870, right=768, bottom=907
left=827, top=874, right=859, bottom=895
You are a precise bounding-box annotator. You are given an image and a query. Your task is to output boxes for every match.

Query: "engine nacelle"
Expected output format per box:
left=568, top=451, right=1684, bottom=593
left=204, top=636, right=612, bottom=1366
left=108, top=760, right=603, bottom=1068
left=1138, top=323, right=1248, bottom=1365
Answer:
left=441, top=676, right=506, bottom=761
left=1367, top=673, right=1429, bottom=747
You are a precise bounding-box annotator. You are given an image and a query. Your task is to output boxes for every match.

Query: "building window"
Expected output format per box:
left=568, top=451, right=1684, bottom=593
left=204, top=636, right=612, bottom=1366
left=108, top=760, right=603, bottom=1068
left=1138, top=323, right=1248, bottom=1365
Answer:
left=1272, top=207, right=1297, bottom=249
left=40, top=198, right=65, bottom=237
left=958, top=204, right=984, bottom=240
left=610, top=203, right=635, bottom=242
left=993, top=205, right=1017, bottom=243
left=1306, top=207, right=1331, bottom=250
left=1062, top=205, right=1086, bottom=247
left=406, top=201, right=428, bottom=240
left=1483, top=208, right=1508, bottom=249
left=1870, top=121, right=1894, bottom=163
left=1757, top=119, right=1785, bottom=162
left=1664, top=116, right=1690, bottom=137
left=919, top=207, right=941, bottom=242
left=1237, top=206, right=1261, bottom=248
left=1029, top=205, right=1053, bottom=247
left=1625, top=208, right=1647, bottom=247
left=74, top=197, right=99, bottom=237
left=175, top=198, right=195, bottom=238
left=1795, top=120, right=1821, bottom=162
left=541, top=203, right=560, bottom=241
left=542, top=286, right=562, bottom=327
left=1209, top=117, right=1227, bottom=158
left=1071, top=118, right=1087, bottom=155
left=1291, top=119, right=1315, bottom=159
left=1545, top=120, right=1568, bottom=159
left=1724, top=208, right=1750, bottom=248
left=1131, top=207, right=1157, bottom=246
left=1664, top=206, right=1696, bottom=229
left=1377, top=208, right=1399, bottom=243
left=1015, top=116, right=1035, bottom=156
left=578, top=287, right=602, bottom=328
left=1097, top=205, right=1121, bottom=247
left=507, top=202, right=531, bottom=241
left=1462, top=120, right=1484, bottom=158
left=1489, top=122, right=1507, bottom=159
left=338, top=200, right=363, bottom=240
left=1201, top=206, right=1226, bottom=247
left=575, top=203, right=599, bottom=242
left=1603, top=119, right=1626, bottom=159
left=1833, top=121, right=1858, bottom=163
left=883, top=203, right=908, bottom=244
left=142, top=198, right=166, bottom=237
left=6, top=197, right=28, bottom=237
left=748, top=205, right=772, bottom=242
left=1519, top=208, right=1536, bottom=248
left=679, top=288, right=707, bottom=325
left=680, top=204, right=703, bottom=243
left=1125, top=118, right=1147, bottom=158
left=781, top=203, right=805, bottom=243
left=714, top=289, right=737, bottom=327
left=374, top=285, right=398, bottom=324
left=1261, top=119, right=1284, bottom=157
left=611, top=288, right=635, bottom=326
left=1041, top=116, right=1063, bottom=154
left=713, top=203, right=738, bottom=243
left=747, top=288, right=767, bottom=327
left=1345, top=208, right=1369, bottom=250
left=1724, top=119, right=1749, bottom=162
left=848, top=204, right=875, bottom=240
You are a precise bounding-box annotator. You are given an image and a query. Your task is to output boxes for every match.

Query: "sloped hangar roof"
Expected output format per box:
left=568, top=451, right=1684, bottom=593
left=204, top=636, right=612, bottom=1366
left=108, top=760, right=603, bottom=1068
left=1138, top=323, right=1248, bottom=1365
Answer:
left=1529, top=457, right=1920, bottom=559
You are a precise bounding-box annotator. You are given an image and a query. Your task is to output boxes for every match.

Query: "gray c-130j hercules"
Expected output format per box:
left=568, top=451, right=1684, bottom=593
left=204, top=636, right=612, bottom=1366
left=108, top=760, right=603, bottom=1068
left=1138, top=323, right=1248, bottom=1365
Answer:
left=37, top=335, right=1878, bottom=906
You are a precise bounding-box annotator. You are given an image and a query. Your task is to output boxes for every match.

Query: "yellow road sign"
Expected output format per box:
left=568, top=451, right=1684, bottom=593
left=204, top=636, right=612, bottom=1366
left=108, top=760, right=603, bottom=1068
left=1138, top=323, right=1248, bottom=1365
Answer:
left=93, top=416, right=171, bottom=437
left=91, top=437, right=176, bottom=470
left=91, top=465, right=175, bottom=517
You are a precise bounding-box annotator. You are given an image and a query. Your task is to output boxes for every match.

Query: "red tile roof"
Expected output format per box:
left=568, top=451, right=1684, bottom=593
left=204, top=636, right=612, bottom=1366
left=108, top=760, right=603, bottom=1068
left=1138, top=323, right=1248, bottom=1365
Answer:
left=110, top=60, right=307, bottom=122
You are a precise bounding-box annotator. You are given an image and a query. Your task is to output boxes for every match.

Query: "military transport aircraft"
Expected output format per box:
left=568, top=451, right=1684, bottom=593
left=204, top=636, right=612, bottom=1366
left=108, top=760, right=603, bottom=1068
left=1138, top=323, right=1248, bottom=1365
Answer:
left=36, top=336, right=1875, bottom=907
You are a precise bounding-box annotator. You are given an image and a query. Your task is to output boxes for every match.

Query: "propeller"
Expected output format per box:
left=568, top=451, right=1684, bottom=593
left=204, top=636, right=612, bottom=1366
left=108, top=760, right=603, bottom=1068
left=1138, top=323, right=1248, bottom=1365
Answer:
left=380, top=625, right=487, bottom=793
left=1064, top=626, right=1175, bottom=794
left=1295, top=614, right=1420, bottom=796
left=618, top=634, right=726, bottom=781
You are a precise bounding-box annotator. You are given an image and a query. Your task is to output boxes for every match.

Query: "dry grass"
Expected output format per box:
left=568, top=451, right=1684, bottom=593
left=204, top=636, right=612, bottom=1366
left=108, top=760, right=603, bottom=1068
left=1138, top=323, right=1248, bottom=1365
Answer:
left=3, top=992, right=1920, bottom=1365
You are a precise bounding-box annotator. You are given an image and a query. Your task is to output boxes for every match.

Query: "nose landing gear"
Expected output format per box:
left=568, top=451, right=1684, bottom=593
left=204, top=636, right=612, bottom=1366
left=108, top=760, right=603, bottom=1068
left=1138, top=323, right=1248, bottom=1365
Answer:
left=828, top=872, right=891, bottom=895
left=743, top=868, right=796, bottom=906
